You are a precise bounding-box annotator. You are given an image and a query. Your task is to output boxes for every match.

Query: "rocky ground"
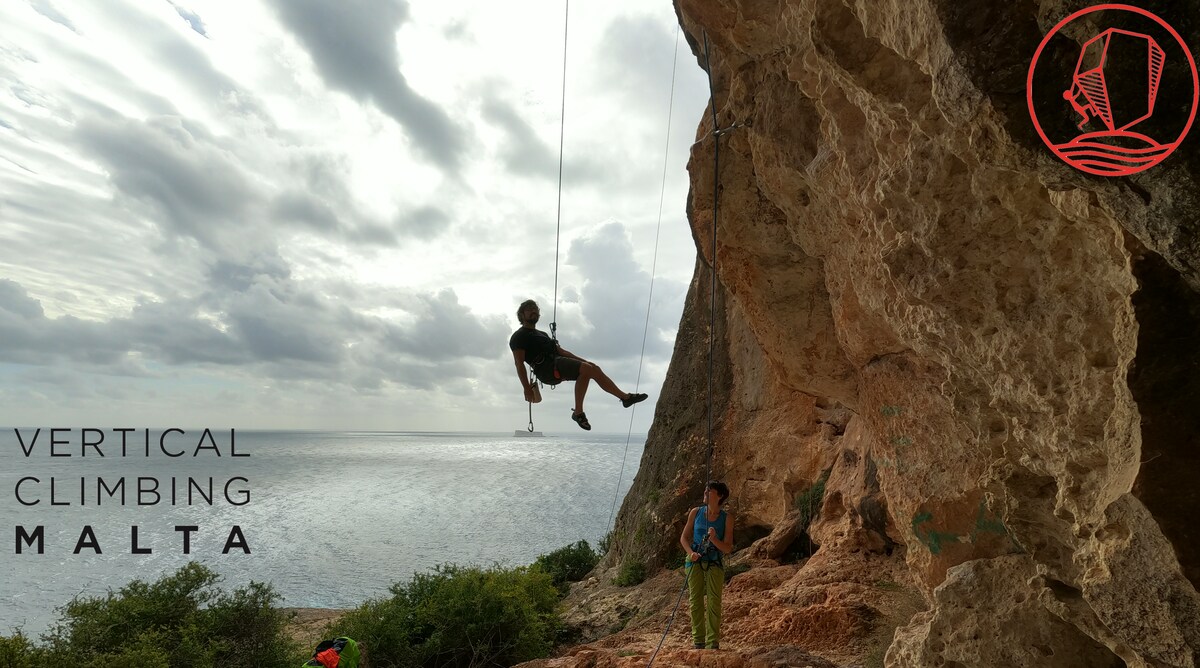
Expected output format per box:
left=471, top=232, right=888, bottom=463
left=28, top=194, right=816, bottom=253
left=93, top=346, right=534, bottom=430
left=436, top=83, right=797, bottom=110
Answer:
left=517, top=548, right=925, bottom=668
left=284, top=608, right=348, bottom=650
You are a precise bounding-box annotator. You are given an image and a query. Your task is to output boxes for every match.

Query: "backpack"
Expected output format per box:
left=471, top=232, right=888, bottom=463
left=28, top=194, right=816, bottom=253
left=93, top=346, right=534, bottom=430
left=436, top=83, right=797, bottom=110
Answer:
left=302, top=637, right=361, bottom=668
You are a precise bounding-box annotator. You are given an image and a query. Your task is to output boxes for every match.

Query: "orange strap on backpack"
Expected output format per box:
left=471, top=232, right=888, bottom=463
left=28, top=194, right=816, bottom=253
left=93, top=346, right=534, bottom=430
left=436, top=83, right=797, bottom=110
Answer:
left=315, top=648, right=341, bottom=668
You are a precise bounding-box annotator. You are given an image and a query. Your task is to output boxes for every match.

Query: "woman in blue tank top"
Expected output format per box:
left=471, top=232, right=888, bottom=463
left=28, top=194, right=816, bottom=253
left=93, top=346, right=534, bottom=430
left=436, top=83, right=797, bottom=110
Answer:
left=678, top=480, right=733, bottom=650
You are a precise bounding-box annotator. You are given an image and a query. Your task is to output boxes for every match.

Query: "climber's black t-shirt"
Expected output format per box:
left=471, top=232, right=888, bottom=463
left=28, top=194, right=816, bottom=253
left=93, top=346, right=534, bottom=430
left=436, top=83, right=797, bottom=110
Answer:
left=509, top=327, right=558, bottom=370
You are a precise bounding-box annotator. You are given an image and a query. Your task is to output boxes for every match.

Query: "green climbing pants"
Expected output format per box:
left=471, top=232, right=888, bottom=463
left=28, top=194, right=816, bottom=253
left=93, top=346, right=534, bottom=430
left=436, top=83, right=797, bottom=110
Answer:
left=686, top=561, right=723, bottom=648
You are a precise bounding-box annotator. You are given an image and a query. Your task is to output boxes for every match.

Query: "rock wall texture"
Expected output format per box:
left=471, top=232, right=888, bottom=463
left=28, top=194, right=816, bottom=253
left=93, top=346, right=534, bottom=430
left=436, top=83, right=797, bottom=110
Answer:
left=544, top=1, right=1200, bottom=667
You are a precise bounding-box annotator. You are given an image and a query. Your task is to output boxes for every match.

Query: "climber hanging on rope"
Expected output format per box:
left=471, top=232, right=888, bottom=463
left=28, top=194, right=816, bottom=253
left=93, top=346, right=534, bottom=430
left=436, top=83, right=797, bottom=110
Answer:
left=509, top=299, right=647, bottom=430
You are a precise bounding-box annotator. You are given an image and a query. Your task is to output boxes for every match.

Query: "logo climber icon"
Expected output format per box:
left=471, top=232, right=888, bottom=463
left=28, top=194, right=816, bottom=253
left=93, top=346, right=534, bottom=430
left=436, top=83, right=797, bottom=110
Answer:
left=1026, top=4, right=1198, bottom=177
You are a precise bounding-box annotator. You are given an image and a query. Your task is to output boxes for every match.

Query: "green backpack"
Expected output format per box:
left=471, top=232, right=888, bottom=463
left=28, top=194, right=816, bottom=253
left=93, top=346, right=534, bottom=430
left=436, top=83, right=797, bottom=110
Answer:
left=302, top=636, right=361, bottom=668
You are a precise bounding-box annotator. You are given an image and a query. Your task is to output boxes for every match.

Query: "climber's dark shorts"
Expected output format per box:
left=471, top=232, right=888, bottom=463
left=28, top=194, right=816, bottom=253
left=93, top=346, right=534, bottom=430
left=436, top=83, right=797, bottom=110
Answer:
left=534, top=356, right=583, bottom=385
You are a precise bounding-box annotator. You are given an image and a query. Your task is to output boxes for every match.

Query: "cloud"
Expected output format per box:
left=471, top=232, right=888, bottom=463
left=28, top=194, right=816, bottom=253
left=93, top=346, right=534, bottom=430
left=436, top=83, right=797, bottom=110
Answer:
left=599, top=16, right=678, bottom=102
left=558, top=222, right=684, bottom=362
left=481, top=96, right=558, bottom=179
left=384, top=289, right=509, bottom=362
left=394, top=205, right=450, bottom=241
left=267, top=0, right=467, bottom=171
left=75, top=114, right=260, bottom=248
left=29, top=0, right=76, bottom=33
left=480, top=93, right=611, bottom=185
left=169, top=2, right=208, bottom=37
left=0, top=265, right=511, bottom=395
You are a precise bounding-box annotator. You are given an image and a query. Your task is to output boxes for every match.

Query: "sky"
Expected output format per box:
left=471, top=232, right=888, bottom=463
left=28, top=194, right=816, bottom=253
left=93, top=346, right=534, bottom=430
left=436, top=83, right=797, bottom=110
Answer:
left=0, top=0, right=711, bottom=433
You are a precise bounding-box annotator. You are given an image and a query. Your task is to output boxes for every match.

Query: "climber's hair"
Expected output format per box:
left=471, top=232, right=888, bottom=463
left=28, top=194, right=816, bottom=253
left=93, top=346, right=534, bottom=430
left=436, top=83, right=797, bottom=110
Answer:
left=517, top=299, right=539, bottom=323
left=706, top=481, right=730, bottom=505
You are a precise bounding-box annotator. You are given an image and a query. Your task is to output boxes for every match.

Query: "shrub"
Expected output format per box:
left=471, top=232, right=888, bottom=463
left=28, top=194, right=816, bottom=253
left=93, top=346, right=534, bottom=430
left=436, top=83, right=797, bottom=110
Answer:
left=597, top=531, right=615, bottom=556
left=0, top=562, right=297, bottom=668
left=613, top=560, right=646, bottom=587
left=795, top=469, right=831, bottom=531
left=332, top=563, right=560, bottom=667
left=533, top=540, right=600, bottom=593
left=0, top=632, right=36, bottom=667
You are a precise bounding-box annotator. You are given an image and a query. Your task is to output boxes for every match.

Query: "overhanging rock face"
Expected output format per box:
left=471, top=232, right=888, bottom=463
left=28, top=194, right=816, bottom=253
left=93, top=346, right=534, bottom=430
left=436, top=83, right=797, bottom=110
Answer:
left=604, top=1, right=1200, bottom=666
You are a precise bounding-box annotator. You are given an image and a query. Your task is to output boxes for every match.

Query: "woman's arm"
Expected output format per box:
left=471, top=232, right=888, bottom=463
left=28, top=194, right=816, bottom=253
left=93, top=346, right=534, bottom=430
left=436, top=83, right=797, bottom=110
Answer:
left=707, top=514, right=735, bottom=554
left=679, top=507, right=700, bottom=561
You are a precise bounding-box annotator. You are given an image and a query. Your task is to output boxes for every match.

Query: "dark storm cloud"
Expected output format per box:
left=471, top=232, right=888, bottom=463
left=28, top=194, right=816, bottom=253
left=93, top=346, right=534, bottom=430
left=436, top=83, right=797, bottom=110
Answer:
left=29, top=0, right=77, bottom=33
left=169, top=2, right=208, bottom=37
left=267, top=0, right=467, bottom=171
left=76, top=114, right=259, bottom=247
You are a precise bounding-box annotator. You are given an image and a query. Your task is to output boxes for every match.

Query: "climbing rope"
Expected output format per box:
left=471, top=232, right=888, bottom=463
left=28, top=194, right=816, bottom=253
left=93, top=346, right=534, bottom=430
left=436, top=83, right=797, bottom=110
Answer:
left=644, top=29, right=735, bottom=668
left=609, top=23, right=682, bottom=530
left=704, top=29, right=720, bottom=485
left=528, top=0, right=571, bottom=432
left=550, top=0, right=569, bottom=344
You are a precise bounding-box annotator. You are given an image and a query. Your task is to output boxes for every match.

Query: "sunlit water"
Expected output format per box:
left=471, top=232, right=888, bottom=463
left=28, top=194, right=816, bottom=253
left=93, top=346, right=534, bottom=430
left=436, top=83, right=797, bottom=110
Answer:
left=0, top=430, right=643, bottom=635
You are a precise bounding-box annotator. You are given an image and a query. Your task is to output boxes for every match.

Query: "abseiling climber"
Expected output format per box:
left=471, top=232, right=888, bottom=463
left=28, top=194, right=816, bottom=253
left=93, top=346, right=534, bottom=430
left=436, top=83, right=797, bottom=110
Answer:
left=509, top=299, right=647, bottom=430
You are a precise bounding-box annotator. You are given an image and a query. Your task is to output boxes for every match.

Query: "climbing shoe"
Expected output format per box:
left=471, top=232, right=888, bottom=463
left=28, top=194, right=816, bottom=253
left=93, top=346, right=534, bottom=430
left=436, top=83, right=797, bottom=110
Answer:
left=621, top=393, right=648, bottom=408
left=571, top=411, right=592, bottom=430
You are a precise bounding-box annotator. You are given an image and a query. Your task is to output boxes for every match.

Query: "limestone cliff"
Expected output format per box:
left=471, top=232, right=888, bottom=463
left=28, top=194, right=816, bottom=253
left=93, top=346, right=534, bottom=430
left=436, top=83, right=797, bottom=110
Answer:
left=527, top=1, right=1200, bottom=667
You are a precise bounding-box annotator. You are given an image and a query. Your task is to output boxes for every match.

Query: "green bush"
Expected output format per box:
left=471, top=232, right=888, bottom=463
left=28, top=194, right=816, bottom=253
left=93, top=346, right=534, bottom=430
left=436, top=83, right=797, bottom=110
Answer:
left=597, top=531, right=614, bottom=557
left=795, top=469, right=831, bottom=530
left=332, top=563, right=560, bottom=667
left=0, top=632, right=36, bottom=668
left=0, top=562, right=297, bottom=668
left=533, top=540, right=600, bottom=593
left=613, top=560, right=646, bottom=587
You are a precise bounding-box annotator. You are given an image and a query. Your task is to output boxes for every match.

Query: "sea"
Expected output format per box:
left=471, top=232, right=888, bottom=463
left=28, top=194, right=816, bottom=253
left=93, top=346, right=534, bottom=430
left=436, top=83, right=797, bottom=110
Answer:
left=0, top=429, right=644, bottom=635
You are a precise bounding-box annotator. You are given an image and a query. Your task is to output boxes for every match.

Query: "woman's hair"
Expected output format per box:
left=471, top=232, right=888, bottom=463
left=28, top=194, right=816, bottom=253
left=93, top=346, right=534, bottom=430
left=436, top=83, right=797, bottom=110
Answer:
left=517, top=299, right=539, bottom=322
left=706, top=480, right=730, bottom=505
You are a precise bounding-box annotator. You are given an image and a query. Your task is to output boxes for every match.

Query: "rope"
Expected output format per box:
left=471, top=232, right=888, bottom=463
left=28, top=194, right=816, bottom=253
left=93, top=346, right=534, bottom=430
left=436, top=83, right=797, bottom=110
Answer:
left=644, top=28, right=730, bottom=668
left=609, top=23, right=681, bottom=530
left=703, top=31, right=720, bottom=484
left=528, top=0, right=570, bottom=432
left=528, top=370, right=537, bottom=432
left=645, top=581, right=690, bottom=666
left=551, top=0, right=569, bottom=344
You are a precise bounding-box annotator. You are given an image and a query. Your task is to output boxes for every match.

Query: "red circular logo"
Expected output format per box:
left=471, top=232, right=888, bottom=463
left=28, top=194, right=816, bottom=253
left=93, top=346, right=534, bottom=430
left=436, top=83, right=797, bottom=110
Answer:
left=1027, top=4, right=1198, bottom=176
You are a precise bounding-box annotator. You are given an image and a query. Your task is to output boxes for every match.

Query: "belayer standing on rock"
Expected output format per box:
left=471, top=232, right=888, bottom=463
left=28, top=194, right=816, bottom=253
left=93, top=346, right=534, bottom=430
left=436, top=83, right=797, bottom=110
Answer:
left=509, top=299, right=647, bottom=430
left=679, top=481, right=734, bottom=650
